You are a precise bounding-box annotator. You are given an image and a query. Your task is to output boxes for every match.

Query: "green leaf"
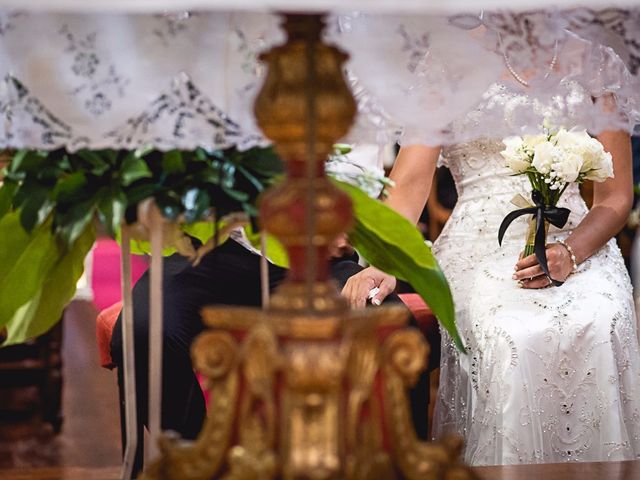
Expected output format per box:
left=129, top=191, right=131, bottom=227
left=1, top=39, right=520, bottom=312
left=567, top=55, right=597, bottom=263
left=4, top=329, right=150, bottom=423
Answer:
left=239, top=147, right=284, bottom=178
left=181, top=222, right=215, bottom=245
left=183, top=188, right=210, bottom=223
left=134, top=144, right=155, bottom=159
left=236, top=164, right=265, bottom=192
left=9, top=150, right=45, bottom=173
left=0, top=212, right=58, bottom=330
left=220, top=163, right=236, bottom=189
left=125, top=183, right=157, bottom=205
left=19, top=188, right=52, bottom=232
left=244, top=228, right=289, bottom=268
left=97, top=189, right=127, bottom=238
left=336, top=180, right=464, bottom=352
left=77, top=150, right=110, bottom=175
left=120, top=153, right=152, bottom=186
left=155, top=194, right=182, bottom=221
left=57, top=201, right=96, bottom=247
left=0, top=181, right=18, bottom=219
left=3, top=223, right=96, bottom=345
left=52, top=171, right=87, bottom=202
left=8, top=150, right=28, bottom=172
left=333, top=143, right=352, bottom=155
left=221, top=186, right=249, bottom=203
left=162, top=151, right=185, bottom=174
left=114, top=227, right=176, bottom=256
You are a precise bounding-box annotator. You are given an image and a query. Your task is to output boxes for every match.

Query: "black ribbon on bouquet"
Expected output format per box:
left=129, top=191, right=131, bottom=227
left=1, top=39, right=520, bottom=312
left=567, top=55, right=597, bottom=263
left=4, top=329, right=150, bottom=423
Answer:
left=498, top=190, right=571, bottom=287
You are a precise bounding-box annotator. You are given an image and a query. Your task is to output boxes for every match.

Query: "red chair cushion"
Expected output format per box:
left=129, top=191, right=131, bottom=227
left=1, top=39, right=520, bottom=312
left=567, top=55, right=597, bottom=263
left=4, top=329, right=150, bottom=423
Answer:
left=96, top=301, right=122, bottom=369
left=398, top=293, right=441, bottom=371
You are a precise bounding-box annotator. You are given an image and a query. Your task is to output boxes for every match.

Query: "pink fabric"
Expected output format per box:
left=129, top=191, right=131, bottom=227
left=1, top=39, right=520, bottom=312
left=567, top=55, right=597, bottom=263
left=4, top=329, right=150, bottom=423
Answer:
left=91, top=238, right=148, bottom=311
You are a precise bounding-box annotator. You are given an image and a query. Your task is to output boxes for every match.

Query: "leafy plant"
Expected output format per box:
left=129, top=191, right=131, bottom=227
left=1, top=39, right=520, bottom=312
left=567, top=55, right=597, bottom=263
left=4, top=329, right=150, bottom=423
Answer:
left=0, top=146, right=462, bottom=351
left=0, top=146, right=283, bottom=345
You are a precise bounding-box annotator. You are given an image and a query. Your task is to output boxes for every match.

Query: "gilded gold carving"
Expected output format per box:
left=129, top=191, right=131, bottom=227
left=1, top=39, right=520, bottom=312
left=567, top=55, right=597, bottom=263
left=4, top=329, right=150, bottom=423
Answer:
left=253, top=15, right=356, bottom=161
left=281, top=341, right=347, bottom=479
left=222, top=324, right=279, bottom=480
left=382, top=330, right=478, bottom=480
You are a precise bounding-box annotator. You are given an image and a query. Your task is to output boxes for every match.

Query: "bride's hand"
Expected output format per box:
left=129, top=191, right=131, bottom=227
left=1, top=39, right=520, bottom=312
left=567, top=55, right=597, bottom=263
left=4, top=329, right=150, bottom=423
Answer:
left=341, top=266, right=396, bottom=308
left=513, top=243, right=574, bottom=289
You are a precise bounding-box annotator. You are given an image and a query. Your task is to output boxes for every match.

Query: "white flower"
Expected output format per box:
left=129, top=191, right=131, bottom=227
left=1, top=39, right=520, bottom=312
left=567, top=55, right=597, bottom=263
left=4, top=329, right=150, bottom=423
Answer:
left=522, top=134, right=547, bottom=149
left=583, top=150, right=614, bottom=182
left=579, top=138, right=614, bottom=182
left=501, top=136, right=530, bottom=174
left=552, top=151, right=583, bottom=183
left=532, top=141, right=557, bottom=174
left=553, top=128, right=591, bottom=148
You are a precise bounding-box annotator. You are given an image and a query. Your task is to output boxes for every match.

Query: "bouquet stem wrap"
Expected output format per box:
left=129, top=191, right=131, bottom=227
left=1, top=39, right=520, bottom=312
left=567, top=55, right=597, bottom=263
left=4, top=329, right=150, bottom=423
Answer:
left=524, top=217, right=549, bottom=258
left=498, top=190, right=570, bottom=287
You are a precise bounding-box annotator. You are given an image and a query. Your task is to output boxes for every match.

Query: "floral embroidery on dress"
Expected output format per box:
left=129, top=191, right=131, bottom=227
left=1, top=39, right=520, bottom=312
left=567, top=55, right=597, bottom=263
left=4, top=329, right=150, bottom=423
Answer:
left=432, top=127, right=640, bottom=465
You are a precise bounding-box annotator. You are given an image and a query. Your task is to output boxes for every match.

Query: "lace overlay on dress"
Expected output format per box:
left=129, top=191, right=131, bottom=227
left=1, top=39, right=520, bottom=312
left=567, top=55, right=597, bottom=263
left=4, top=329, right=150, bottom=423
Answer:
left=431, top=134, right=640, bottom=466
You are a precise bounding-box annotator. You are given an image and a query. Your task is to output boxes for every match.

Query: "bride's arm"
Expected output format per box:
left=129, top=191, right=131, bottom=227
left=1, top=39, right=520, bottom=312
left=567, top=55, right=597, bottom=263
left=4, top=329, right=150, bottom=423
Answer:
left=514, top=130, right=633, bottom=288
left=341, top=144, right=441, bottom=307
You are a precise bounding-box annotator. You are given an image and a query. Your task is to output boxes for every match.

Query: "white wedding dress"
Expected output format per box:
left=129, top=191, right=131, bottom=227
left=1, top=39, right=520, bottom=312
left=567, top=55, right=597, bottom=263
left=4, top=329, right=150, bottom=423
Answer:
left=430, top=126, right=640, bottom=465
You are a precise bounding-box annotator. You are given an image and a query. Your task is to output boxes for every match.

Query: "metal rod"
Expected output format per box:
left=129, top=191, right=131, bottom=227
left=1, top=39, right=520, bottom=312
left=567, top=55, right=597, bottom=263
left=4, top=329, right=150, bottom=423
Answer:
left=148, top=212, right=164, bottom=461
left=120, top=225, right=138, bottom=480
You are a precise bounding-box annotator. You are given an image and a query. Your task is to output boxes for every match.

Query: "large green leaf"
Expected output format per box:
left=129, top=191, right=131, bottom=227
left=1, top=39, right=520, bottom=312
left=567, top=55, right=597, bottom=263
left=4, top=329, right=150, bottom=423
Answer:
left=3, top=224, right=96, bottom=345
left=335, top=180, right=464, bottom=352
left=0, top=211, right=58, bottom=329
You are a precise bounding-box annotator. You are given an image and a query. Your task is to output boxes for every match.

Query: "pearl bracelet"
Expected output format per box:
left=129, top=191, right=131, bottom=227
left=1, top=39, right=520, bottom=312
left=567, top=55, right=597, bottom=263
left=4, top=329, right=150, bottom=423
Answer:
left=557, top=239, right=578, bottom=273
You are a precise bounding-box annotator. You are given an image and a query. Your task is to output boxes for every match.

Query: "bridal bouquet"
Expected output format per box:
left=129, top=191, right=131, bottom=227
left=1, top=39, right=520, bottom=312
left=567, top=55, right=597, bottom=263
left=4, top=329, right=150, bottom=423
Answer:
left=498, top=126, right=614, bottom=285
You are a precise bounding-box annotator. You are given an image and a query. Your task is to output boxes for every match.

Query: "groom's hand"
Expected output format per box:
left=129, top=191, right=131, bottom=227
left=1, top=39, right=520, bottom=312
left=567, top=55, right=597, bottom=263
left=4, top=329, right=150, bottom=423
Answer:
left=341, top=266, right=396, bottom=309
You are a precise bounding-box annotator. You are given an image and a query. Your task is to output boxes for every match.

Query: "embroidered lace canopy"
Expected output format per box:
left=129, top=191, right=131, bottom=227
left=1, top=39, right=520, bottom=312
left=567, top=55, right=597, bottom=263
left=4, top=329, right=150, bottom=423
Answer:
left=0, top=5, right=637, bottom=150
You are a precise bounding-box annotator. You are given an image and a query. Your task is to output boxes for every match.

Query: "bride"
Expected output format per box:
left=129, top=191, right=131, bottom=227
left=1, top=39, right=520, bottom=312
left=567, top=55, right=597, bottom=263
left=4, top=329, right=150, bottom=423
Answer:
left=342, top=92, right=640, bottom=464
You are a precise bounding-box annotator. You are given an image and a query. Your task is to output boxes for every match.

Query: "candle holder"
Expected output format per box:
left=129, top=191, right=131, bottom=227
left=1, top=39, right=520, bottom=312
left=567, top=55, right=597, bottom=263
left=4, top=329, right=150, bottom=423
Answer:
left=141, top=13, right=476, bottom=480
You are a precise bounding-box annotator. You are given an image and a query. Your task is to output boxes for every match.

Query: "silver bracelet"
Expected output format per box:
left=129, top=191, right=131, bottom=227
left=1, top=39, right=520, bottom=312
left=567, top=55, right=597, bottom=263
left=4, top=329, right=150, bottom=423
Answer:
left=557, top=239, right=578, bottom=273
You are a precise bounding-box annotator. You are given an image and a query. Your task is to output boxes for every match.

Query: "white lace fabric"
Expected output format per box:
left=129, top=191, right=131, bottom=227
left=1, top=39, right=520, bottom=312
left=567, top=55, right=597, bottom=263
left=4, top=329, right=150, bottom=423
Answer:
left=430, top=135, right=640, bottom=465
left=0, top=8, right=638, bottom=151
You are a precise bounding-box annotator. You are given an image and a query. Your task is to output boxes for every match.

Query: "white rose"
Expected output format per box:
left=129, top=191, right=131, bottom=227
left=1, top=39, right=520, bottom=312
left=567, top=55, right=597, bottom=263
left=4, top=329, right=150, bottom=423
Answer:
left=522, top=134, right=548, bottom=150
left=501, top=136, right=530, bottom=174
left=552, top=151, right=583, bottom=183
left=554, top=128, right=591, bottom=148
left=583, top=150, right=614, bottom=182
left=532, top=141, right=557, bottom=174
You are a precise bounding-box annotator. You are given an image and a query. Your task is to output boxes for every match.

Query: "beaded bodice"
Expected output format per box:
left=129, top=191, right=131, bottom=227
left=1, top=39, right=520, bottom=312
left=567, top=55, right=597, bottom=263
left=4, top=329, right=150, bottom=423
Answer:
left=435, top=138, right=589, bottom=251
